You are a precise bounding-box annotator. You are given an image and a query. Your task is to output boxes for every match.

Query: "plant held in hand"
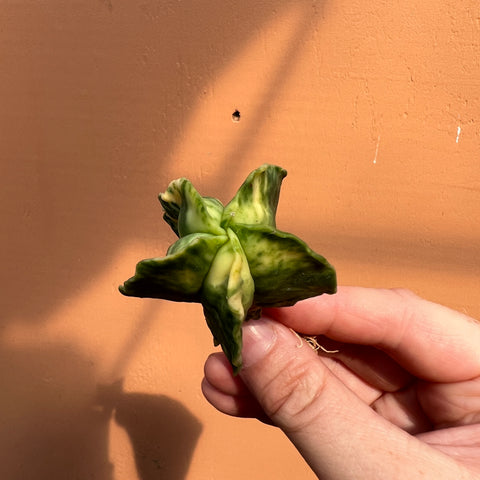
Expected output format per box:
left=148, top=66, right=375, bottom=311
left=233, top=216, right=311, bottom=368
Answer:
left=119, top=164, right=336, bottom=373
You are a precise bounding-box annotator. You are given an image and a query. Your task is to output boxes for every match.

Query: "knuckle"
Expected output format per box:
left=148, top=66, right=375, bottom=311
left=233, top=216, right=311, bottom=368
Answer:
left=261, top=359, right=328, bottom=432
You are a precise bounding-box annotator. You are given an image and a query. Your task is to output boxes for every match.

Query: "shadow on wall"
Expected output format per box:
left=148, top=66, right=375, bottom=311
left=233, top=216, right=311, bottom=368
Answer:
left=0, top=344, right=114, bottom=479
left=0, top=344, right=202, bottom=480
left=0, top=1, right=322, bottom=479
left=114, top=393, right=202, bottom=480
left=98, top=381, right=203, bottom=480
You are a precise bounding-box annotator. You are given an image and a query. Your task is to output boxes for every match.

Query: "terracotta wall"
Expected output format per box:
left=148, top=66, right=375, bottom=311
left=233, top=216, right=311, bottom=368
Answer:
left=1, top=1, right=479, bottom=478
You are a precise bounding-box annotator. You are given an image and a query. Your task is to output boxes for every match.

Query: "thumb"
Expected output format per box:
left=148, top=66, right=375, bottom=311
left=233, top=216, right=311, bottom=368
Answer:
left=239, top=317, right=461, bottom=479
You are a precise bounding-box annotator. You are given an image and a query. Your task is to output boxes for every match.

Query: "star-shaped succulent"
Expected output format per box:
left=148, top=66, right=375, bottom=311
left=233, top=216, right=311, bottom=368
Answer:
left=119, top=164, right=336, bottom=373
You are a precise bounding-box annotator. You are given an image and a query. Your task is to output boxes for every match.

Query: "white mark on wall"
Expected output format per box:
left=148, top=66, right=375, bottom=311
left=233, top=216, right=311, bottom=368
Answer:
left=456, top=126, right=461, bottom=143
left=373, top=135, right=381, bottom=164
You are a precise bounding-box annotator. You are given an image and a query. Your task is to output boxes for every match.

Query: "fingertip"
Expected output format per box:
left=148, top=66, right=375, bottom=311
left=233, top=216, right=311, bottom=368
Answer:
left=201, top=358, right=269, bottom=421
left=201, top=375, right=241, bottom=416
left=203, top=351, right=250, bottom=397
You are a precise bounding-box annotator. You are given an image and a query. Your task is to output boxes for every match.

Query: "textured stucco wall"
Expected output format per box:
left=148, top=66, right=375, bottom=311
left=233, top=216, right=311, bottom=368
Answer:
left=1, top=1, right=479, bottom=479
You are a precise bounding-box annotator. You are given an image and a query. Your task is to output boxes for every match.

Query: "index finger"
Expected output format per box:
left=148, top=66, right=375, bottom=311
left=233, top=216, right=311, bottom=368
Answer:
left=265, top=286, right=480, bottom=382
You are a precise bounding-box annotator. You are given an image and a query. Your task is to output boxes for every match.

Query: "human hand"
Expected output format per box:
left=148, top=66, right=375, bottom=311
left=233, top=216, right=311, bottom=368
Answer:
left=202, top=287, right=480, bottom=479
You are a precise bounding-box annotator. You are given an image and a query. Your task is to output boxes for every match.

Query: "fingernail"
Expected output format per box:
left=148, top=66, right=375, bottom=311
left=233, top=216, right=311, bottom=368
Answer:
left=241, top=319, right=277, bottom=368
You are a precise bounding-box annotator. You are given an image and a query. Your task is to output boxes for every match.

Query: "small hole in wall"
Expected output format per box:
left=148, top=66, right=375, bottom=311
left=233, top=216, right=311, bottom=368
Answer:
left=232, top=110, right=241, bottom=122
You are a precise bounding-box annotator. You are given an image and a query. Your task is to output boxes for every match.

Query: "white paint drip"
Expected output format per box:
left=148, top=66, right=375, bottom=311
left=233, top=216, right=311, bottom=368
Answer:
left=373, top=135, right=381, bottom=164
left=456, top=126, right=461, bottom=143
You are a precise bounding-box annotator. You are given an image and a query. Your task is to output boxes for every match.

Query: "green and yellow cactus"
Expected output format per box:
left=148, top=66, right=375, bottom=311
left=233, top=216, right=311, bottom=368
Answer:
left=119, top=164, right=336, bottom=373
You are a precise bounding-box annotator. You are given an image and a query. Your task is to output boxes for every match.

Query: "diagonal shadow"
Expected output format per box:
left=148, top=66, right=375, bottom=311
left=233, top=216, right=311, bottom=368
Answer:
left=0, top=0, right=320, bottom=325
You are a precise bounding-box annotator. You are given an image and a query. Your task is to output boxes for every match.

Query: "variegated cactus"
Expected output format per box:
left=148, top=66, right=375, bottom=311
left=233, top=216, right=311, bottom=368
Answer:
left=119, top=164, right=336, bottom=373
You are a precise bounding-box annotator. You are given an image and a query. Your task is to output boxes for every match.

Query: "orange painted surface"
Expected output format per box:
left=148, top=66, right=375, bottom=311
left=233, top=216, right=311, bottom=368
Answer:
left=1, top=1, right=479, bottom=478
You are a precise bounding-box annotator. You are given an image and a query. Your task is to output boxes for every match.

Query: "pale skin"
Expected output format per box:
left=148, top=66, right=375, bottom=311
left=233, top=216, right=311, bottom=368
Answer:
left=202, top=287, right=480, bottom=479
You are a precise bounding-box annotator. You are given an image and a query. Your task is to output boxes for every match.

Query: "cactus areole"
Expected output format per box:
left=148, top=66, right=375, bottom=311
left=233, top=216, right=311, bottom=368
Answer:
left=119, top=164, right=337, bottom=373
